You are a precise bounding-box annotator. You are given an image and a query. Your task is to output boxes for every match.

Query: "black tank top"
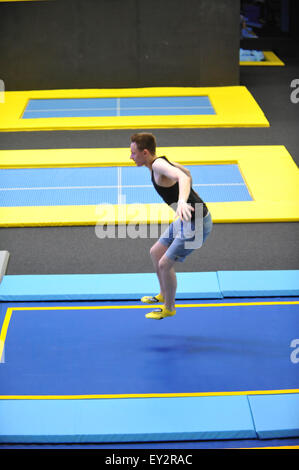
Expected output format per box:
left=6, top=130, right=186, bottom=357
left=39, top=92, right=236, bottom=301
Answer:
left=151, top=156, right=208, bottom=218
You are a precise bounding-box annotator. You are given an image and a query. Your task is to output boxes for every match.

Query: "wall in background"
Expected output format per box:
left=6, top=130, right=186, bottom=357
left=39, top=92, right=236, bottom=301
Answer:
left=0, top=0, right=240, bottom=90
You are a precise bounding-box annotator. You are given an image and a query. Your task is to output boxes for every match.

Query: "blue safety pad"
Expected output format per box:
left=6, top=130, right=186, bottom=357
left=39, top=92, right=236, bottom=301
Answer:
left=22, top=96, right=216, bottom=119
left=217, top=270, right=299, bottom=297
left=1, top=298, right=298, bottom=396
left=0, top=272, right=222, bottom=301
left=1, top=271, right=298, bottom=301
left=248, top=394, right=299, bottom=439
left=0, top=396, right=256, bottom=443
left=0, top=164, right=252, bottom=207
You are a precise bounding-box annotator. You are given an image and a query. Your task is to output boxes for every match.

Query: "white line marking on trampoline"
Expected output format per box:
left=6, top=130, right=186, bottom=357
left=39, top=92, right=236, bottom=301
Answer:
left=116, top=98, right=121, bottom=116
left=0, top=183, right=246, bottom=191
left=23, top=105, right=214, bottom=114
left=117, top=167, right=123, bottom=203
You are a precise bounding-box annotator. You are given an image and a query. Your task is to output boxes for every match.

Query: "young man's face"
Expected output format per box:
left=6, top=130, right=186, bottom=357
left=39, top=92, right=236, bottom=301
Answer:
left=130, top=142, right=147, bottom=167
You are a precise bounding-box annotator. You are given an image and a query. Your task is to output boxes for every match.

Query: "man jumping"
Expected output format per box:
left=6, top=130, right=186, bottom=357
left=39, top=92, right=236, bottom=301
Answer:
left=130, top=132, right=213, bottom=320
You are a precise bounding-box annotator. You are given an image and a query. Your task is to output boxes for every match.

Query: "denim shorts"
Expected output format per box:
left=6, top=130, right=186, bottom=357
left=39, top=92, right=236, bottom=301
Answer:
left=159, top=211, right=213, bottom=262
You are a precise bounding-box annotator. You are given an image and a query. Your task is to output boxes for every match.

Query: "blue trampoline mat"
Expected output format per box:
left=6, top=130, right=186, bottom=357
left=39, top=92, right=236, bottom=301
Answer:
left=1, top=298, right=298, bottom=397
left=0, top=164, right=252, bottom=207
left=22, top=96, right=216, bottom=119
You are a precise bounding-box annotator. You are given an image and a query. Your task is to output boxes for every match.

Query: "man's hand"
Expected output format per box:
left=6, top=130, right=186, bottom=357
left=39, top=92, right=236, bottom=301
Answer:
left=176, top=200, right=194, bottom=221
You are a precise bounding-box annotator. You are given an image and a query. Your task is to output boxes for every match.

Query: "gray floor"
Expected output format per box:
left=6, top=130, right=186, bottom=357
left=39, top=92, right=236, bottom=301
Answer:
left=0, top=53, right=298, bottom=275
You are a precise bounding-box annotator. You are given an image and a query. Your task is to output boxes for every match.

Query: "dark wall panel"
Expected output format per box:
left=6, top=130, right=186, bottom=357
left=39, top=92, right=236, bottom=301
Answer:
left=0, top=0, right=240, bottom=90
left=0, top=0, right=139, bottom=90
left=138, top=0, right=240, bottom=87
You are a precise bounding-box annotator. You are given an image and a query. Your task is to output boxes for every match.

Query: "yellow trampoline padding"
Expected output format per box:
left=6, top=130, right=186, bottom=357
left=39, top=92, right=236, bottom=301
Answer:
left=0, top=148, right=131, bottom=169
left=0, top=204, right=176, bottom=227
left=240, top=51, right=285, bottom=66
left=0, top=145, right=298, bottom=226
left=0, top=86, right=269, bottom=131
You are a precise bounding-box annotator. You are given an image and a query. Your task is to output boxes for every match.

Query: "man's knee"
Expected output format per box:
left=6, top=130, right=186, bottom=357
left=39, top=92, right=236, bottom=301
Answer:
left=158, top=254, right=174, bottom=271
left=150, top=244, right=158, bottom=260
left=150, top=242, right=167, bottom=262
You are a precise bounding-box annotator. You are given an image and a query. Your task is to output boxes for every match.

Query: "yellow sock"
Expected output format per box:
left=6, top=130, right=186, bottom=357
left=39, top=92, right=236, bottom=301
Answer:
left=141, top=293, right=164, bottom=304
left=145, top=305, right=176, bottom=320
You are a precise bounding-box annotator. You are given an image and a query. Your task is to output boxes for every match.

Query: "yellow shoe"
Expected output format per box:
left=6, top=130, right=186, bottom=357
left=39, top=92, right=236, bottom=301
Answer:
left=141, top=293, right=164, bottom=304
left=145, top=306, right=176, bottom=320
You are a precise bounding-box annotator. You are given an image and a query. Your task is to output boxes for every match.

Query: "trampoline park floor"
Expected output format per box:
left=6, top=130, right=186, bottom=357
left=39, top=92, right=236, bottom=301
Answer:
left=1, top=45, right=299, bottom=454
left=1, top=297, right=298, bottom=397
left=1, top=282, right=299, bottom=447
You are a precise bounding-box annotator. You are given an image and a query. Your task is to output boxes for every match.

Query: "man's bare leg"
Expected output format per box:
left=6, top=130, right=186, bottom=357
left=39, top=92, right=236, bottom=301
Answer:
left=158, top=254, right=177, bottom=311
left=149, top=241, right=169, bottom=300
left=145, top=252, right=177, bottom=319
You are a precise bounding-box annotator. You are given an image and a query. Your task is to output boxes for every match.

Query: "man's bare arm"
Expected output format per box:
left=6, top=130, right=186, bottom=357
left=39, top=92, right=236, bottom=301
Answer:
left=153, top=159, right=194, bottom=221
left=171, top=161, right=193, bottom=186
